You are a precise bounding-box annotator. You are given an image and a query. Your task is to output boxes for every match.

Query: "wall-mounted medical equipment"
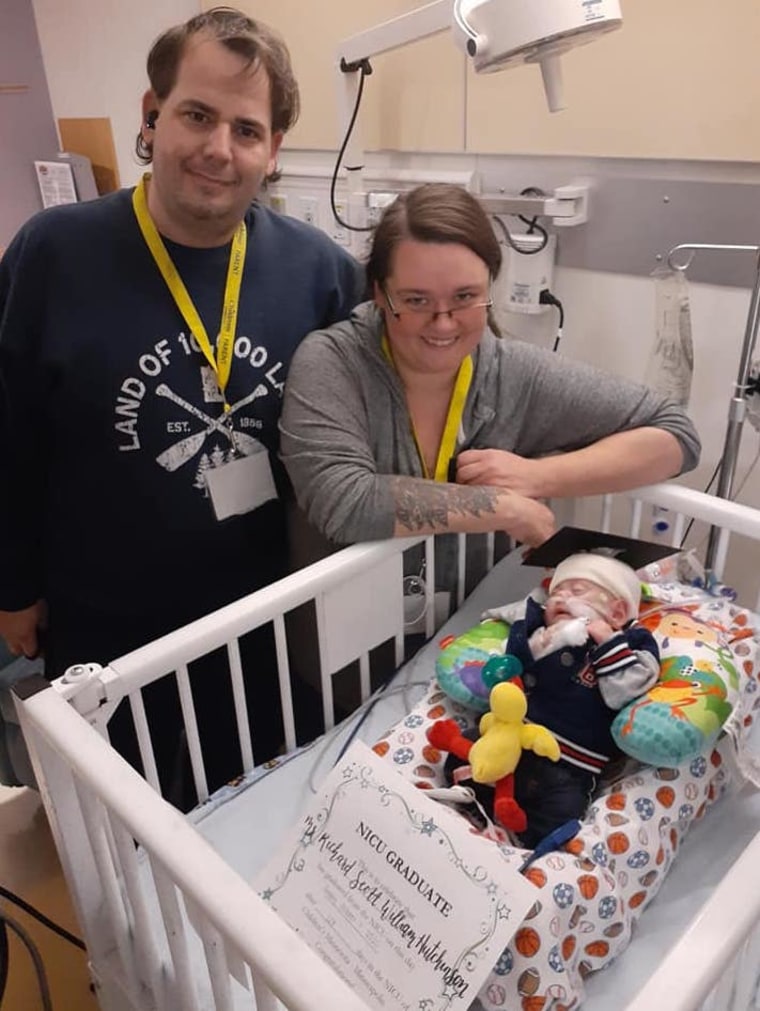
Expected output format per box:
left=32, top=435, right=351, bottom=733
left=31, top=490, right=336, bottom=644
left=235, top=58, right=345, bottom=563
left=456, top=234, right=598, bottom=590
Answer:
left=333, top=1, right=620, bottom=249
left=453, top=0, right=621, bottom=111
left=338, top=0, right=622, bottom=116
left=496, top=230, right=556, bottom=314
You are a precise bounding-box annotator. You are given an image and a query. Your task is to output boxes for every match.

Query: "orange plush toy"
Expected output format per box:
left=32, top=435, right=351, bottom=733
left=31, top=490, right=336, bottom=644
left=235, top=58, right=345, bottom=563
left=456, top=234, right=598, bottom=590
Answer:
left=427, top=679, right=560, bottom=832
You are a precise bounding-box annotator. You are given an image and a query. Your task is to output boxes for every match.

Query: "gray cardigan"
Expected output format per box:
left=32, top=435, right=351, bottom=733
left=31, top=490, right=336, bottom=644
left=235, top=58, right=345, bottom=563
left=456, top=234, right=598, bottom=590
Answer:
left=280, top=302, right=700, bottom=545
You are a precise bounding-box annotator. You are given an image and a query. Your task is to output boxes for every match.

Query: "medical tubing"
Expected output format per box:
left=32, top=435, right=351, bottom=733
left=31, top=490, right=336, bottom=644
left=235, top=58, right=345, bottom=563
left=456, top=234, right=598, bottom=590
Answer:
left=307, top=679, right=432, bottom=794
left=518, top=819, right=582, bottom=872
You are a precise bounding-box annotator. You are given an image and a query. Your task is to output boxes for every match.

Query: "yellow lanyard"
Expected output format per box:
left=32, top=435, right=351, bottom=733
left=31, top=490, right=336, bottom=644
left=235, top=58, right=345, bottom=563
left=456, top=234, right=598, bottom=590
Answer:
left=381, top=334, right=473, bottom=482
left=132, top=173, right=246, bottom=411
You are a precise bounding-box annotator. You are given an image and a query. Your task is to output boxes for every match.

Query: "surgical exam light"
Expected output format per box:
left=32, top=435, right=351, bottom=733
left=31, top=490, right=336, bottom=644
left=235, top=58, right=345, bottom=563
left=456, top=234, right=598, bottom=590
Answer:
left=339, top=0, right=623, bottom=118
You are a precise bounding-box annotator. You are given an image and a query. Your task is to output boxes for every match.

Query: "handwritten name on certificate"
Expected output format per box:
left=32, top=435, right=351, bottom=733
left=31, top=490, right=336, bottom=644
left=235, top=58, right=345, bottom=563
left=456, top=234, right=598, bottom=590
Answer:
left=256, top=741, right=536, bottom=1010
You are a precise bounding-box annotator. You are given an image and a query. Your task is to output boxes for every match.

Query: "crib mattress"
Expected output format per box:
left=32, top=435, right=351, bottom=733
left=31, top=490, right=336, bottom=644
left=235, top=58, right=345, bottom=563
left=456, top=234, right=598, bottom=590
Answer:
left=188, top=550, right=760, bottom=1009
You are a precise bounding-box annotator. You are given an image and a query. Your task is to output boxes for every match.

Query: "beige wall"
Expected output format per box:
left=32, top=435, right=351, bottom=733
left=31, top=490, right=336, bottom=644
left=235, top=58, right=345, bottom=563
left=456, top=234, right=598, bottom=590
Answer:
left=236, top=0, right=465, bottom=152
left=33, top=0, right=200, bottom=186
left=227, top=0, right=760, bottom=161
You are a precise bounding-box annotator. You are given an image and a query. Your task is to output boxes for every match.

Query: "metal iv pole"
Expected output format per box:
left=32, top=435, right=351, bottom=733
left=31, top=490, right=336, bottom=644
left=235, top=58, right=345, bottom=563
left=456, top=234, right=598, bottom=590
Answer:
left=666, top=242, right=760, bottom=574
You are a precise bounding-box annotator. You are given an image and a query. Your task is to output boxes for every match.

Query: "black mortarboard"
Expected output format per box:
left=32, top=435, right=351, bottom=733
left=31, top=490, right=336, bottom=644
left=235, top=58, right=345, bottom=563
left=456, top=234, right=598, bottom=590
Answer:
left=522, top=526, right=678, bottom=571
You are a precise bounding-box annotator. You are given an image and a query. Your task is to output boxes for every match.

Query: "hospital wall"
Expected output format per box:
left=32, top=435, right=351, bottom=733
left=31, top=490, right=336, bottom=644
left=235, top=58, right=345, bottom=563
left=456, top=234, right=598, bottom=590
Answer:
left=25, top=0, right=760, bottom=597
left=29, top=0, right=199, bottom=194
left=236, top=0, right=760, bottom=162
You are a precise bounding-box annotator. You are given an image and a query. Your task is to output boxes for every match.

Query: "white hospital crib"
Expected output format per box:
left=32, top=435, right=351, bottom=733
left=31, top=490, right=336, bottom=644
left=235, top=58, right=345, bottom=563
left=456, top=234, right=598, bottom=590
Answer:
left=11, top=482, right=760, bottom=1011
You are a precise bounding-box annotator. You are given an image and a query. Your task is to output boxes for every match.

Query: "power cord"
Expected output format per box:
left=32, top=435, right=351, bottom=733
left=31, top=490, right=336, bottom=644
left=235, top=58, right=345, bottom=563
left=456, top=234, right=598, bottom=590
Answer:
left=679, top=438, right=760, bottom=558
left=0, top=886, right=85, bottom=951
left=677, top=438, right=760, bottom=557
left=331, top=59, right=375, bottom=234
left=0, top=920, right=7, bottom=1008
left=0, top=885, right=86, bottom=1009
left=0, top=911, right=52, bottom=1011
left=678, top=460, right=721, bottom=549
left=491, top=211, right=549, bottom=255
left=516, top=186, right=550, bottom=250
left=539, top=290, right=565, bottom=352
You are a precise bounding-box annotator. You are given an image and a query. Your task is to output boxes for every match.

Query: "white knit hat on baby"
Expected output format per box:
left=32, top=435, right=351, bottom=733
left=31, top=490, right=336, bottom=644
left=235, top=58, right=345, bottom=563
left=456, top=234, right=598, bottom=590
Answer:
left=549, top=553, right=642, bottom=621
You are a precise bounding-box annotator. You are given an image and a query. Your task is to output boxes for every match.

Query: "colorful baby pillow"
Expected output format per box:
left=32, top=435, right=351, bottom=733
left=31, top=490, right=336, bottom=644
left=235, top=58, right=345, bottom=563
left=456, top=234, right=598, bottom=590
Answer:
left=435, top=619, right=509, bottom=713
left=610, top=603, right=740, bottom=766
left=435, top=602, right=741, bottom=767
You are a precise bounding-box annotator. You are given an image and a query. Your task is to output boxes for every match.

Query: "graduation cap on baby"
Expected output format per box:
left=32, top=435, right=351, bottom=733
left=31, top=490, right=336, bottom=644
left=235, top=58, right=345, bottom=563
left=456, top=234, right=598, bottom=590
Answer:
left=522, top=526, right=677, bottom=571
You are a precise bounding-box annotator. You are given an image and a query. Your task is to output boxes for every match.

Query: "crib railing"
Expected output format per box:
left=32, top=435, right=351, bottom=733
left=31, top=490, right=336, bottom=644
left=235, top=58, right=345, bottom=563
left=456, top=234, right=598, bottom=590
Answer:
left=54, top=536, right=421, bottom=804
left=12, top=479, right=760, bottom=1011
left=27, top=480, right=760, bottom=811
left=45, top=525, right=509, bottom=808
left=13, top=673, right=369, bottom=1011
left=598, top=481, right=760, bottom=608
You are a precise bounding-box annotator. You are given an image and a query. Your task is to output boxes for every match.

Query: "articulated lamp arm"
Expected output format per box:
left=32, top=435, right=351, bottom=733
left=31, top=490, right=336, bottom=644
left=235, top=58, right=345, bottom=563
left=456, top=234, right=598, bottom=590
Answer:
left=334, top=1, right=621, bottom=238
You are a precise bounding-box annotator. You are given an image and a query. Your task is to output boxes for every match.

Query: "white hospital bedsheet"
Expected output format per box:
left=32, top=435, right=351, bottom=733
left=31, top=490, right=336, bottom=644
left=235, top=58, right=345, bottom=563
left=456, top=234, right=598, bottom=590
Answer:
left=185, top=551, right=760, bottom=1009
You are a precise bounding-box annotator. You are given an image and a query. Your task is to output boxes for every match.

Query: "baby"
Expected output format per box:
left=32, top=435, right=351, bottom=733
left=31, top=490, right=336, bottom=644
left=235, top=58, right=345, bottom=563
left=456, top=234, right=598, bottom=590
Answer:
left=449, top=553, right=660, bottom=847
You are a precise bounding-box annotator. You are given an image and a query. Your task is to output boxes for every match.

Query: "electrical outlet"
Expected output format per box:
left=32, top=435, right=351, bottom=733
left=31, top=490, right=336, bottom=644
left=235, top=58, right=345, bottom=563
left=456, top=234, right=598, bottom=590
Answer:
left=298, top=196, right=319, bottom=227
left=367, top=191, right=398, bottom=227
left=330, top=201, right=350, bottom=246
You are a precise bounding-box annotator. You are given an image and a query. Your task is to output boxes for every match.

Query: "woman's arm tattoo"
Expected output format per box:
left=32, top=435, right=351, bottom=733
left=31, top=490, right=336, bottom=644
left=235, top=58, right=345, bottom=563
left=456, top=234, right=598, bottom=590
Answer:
left=390, top=476, right=501, bottom=532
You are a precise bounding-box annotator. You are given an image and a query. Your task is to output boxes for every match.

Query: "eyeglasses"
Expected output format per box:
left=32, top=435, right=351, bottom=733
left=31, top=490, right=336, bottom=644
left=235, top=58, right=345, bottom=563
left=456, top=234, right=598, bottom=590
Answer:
left=383, top=286, right=493, bottom=324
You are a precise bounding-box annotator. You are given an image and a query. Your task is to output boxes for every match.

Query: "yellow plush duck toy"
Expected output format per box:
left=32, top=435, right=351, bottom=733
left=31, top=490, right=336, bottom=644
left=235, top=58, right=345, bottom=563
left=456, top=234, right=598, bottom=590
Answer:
left=427, top=680, right=560, bottom=832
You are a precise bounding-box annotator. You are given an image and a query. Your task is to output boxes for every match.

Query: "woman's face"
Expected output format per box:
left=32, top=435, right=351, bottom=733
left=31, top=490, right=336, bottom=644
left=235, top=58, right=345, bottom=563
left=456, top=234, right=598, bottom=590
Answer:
left=374, top=239, right=491, bottom=379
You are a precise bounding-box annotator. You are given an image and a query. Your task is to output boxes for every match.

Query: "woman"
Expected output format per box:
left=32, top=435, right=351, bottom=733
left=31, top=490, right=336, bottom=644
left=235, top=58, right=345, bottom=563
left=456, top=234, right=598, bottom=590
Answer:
left=280, top=184, right=700, bottom=560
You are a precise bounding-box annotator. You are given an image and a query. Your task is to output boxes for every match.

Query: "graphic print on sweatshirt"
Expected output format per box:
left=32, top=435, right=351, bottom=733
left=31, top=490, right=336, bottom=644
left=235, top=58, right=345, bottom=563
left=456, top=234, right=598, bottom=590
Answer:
left=112, top=329, right=284, bottom=497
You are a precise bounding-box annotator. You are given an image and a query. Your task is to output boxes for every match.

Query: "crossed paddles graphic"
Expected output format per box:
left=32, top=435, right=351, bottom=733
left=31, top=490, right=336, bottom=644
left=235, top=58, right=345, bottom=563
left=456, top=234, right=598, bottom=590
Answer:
left=155, top=382, right=268, bottom=471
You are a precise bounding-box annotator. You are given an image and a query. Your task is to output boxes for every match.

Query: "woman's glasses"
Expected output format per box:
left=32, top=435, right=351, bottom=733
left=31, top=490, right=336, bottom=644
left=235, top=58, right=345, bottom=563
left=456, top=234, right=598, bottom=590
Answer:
left=383, top=286, right=493, bottom=325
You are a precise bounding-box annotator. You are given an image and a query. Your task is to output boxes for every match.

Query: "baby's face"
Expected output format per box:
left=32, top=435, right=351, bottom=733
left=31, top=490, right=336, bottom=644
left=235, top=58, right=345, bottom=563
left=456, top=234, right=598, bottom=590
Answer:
left=544, top=578, right=622, bottom=627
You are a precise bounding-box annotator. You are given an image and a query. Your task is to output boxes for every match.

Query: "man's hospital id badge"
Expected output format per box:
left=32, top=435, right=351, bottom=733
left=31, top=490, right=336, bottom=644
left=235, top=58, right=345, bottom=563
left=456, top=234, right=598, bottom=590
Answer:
left=205, top=449, right=277, bottom=521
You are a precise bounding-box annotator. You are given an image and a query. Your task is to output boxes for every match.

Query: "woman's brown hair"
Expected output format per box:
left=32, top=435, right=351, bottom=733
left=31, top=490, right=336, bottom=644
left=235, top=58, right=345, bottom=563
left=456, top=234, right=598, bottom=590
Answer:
left=366, top=183, right=502, bottom=334
left=366, top=183, right=502, bottom=285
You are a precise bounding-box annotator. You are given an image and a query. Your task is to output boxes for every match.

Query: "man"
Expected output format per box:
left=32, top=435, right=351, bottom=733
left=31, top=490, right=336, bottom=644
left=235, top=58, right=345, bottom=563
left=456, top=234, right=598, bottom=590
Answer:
left=0, top=8, right=364, bottom=797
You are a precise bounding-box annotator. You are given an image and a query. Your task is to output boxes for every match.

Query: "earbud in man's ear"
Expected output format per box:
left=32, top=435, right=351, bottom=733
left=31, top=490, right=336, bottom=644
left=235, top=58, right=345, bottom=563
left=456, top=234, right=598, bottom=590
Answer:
left=145, top=110, right=159, bottom=129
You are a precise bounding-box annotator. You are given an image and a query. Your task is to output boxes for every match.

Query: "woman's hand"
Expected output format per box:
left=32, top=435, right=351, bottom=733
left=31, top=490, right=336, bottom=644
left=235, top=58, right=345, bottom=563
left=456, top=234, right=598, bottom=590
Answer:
left=0, top=600, right=46, bottom=658
left=500, top=493, right=556, bottom=548
left=456, top=449, right=544, bottom=498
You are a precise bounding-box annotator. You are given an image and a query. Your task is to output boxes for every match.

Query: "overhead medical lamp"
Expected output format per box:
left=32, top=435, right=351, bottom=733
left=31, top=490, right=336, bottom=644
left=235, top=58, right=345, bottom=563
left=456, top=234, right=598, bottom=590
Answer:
left=336, top=0, right=622, bottom=232
left=339, top=0, right=622, bottom=115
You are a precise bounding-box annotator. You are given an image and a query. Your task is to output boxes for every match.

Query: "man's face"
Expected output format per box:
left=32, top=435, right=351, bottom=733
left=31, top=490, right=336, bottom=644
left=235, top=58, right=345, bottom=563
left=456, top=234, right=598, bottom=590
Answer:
left=141, top=34, right=282, bottom=246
